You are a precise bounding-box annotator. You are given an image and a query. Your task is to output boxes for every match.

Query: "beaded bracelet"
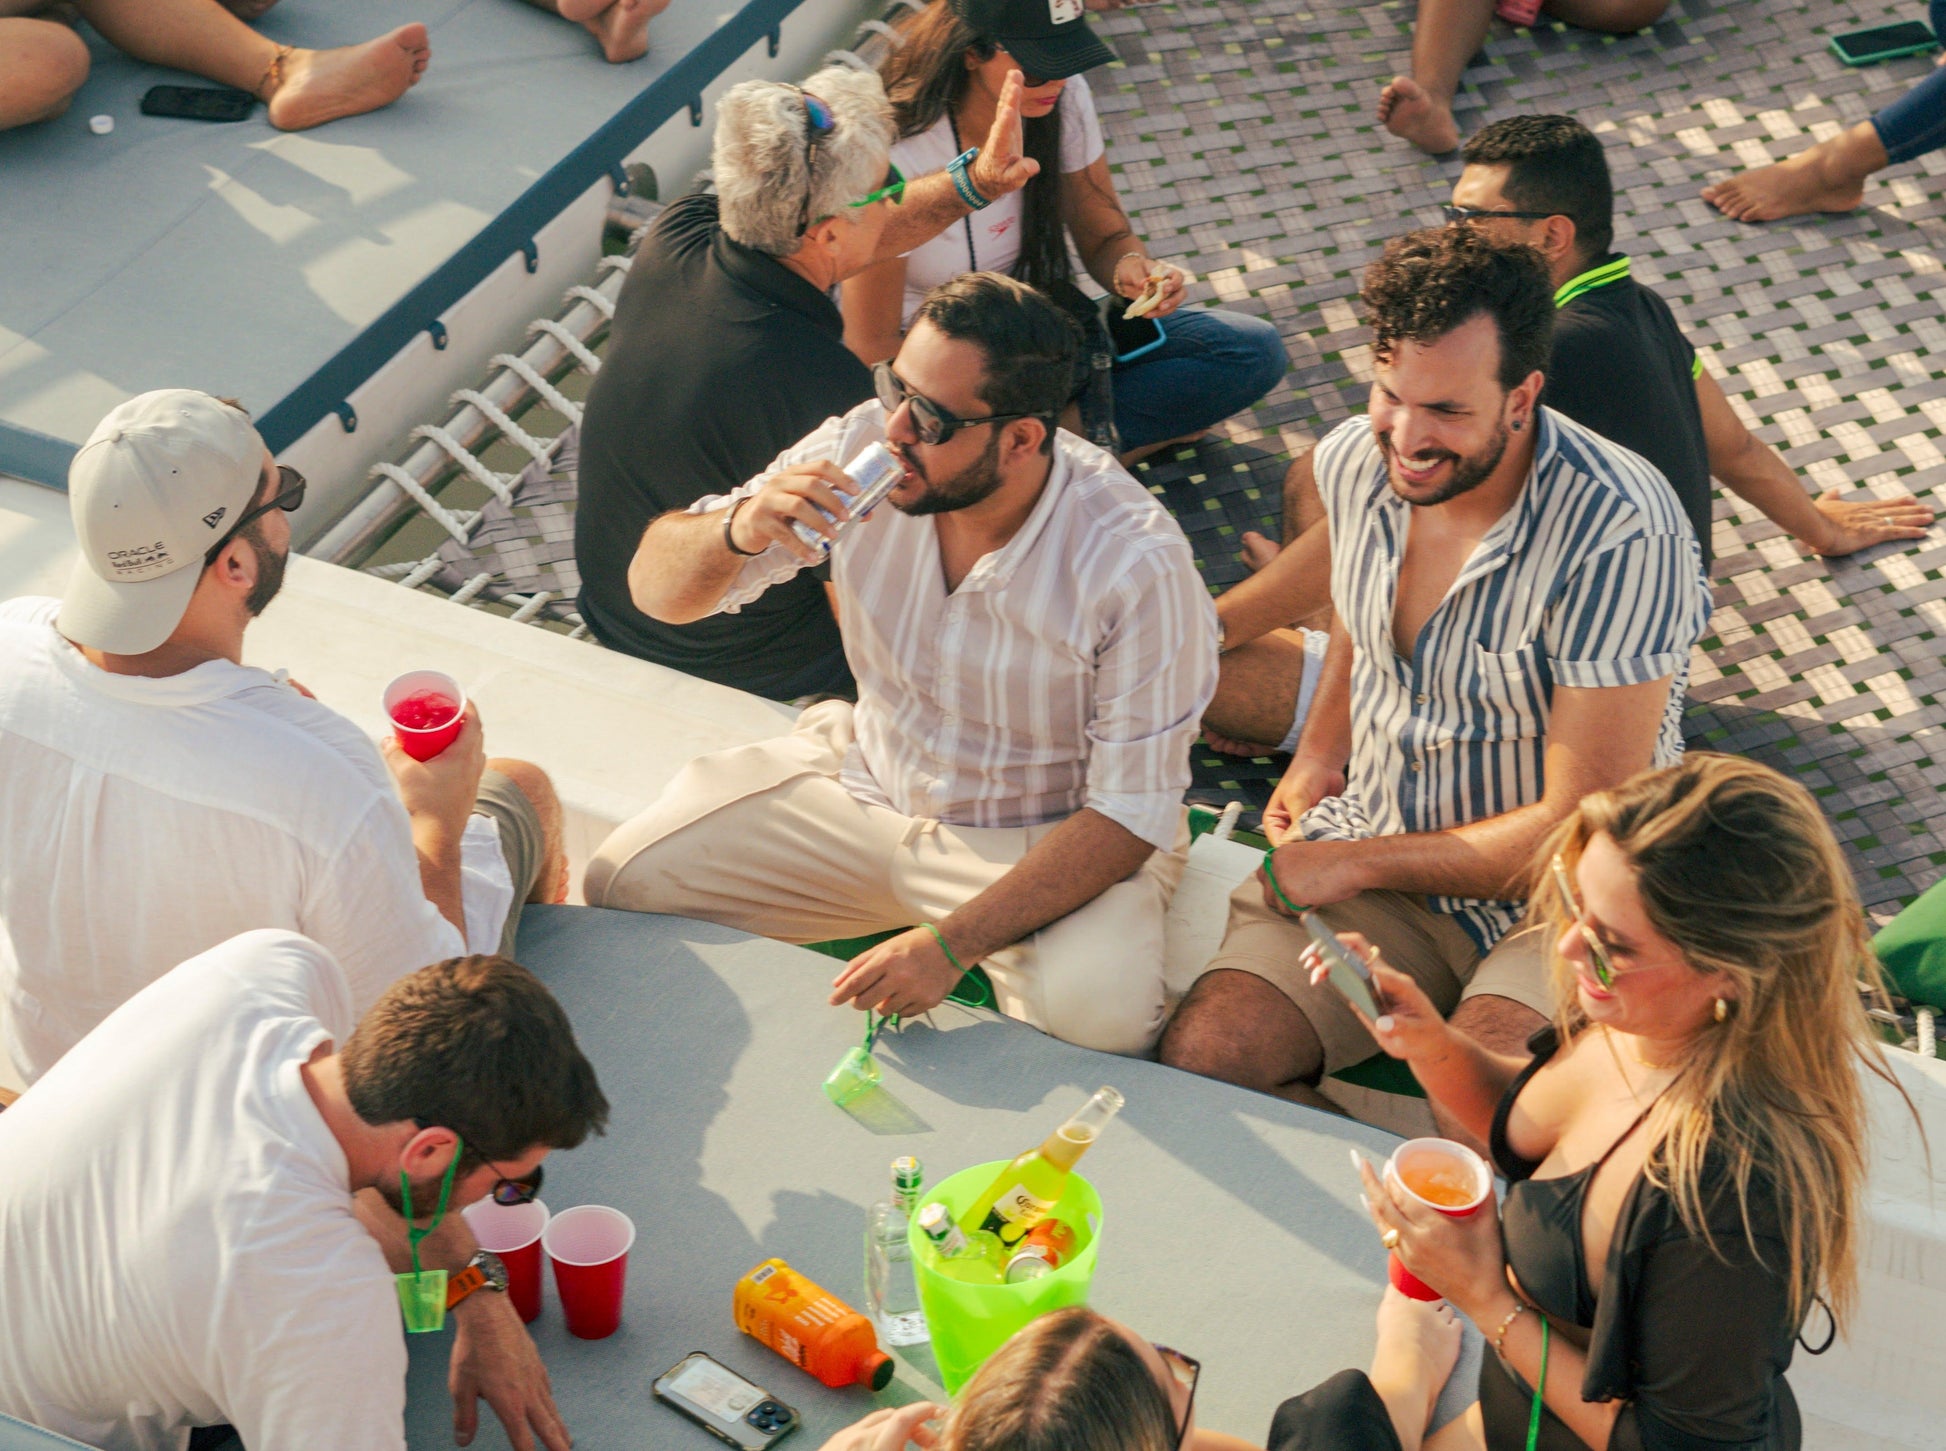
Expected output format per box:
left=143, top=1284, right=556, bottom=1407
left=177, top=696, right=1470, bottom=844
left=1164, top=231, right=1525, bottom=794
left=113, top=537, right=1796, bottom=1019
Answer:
left=1493, top=1301, right=1534, bottom=1359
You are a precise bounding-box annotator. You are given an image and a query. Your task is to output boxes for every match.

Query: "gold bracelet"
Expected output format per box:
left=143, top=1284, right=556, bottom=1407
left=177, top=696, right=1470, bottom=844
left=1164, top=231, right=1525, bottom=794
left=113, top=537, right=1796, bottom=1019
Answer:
left=1492, top=1301, right=1534, bottom=1359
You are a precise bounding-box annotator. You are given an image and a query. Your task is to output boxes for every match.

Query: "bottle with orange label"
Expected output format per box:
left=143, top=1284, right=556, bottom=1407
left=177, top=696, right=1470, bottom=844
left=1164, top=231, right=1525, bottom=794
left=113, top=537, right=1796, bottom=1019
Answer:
left=733, top=1259, right=895, bottom=1390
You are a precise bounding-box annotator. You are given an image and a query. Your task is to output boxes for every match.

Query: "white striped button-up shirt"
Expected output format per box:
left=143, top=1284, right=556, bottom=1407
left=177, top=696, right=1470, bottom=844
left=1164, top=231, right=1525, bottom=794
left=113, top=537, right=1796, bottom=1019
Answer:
left=691, top=401, right=1218, bottom=852
left=1306, top=407, right=1710, bottom=950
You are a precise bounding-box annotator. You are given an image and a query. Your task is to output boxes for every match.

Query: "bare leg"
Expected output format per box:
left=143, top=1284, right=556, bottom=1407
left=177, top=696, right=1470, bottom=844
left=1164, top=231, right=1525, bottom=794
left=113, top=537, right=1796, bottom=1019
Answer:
left=487, top=757, right=571, bottom=906
left=1368, top=1290, right=1464, bottom=1451
left=1203, top=629, right=1310, bottom=755
left=518, top=0, right=671, bottom=64
left=1431, top=995, right=1544, bottom=1154
left=1378, top=0, right=1490, bottom=154
left=1238, top=445, right=1326, bottom=571
left=1540, top=0, right=1669, bottom=31
left=69, top=0, right=430, bottom=131
left=0, top=17, right=88, bottom=131
left=1161, top=968, right=1338, bottom=1100
left=1702, top=121, right=1887, bottom=223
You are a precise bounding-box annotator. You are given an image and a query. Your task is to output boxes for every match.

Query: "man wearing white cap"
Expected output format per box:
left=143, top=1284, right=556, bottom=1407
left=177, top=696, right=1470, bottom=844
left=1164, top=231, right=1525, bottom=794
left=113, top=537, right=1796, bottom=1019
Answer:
left=0, top=390, right=567, bottom=1086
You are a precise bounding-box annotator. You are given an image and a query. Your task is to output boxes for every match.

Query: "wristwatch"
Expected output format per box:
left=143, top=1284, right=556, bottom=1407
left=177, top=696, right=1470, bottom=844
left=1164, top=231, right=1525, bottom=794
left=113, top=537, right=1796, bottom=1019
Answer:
left=444, top=1249, right=509, bottom=1310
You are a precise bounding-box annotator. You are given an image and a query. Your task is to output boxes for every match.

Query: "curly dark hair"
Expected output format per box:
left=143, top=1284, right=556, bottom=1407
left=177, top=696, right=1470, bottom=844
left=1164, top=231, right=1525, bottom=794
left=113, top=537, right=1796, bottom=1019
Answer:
left=1462, top=114, right=1614, bottom=261
left=1359, top=227, right=1554, bottom=392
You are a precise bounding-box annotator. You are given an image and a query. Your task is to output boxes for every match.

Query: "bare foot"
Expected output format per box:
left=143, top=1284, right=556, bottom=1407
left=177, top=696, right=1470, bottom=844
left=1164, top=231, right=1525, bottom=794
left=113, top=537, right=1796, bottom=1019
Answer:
left=1240, top=529, right=1281, bottom=573
left=1701, top=125, right=1884, bottom=223
left=578, top=0, right=671, bottom=64
left=1367, top=1288, right=1463, bottom=1451
left=1201, top=727, right=1283, bottom=759
left=1377, top=76, right=1459, bottom=155
left=265, top=24, right=430, bottom=133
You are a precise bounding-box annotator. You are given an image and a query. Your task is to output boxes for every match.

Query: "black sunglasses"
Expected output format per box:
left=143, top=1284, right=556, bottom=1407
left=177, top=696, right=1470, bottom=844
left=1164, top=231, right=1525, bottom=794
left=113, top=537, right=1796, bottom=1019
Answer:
left=1154, top=1344, right=1200, bottom=1451
left=1442, top=203, right=1560, bottom=224
left=873, top=362, right=1042, bottom=447
left=794, top=90, right=838, bottom=237
left=410, top=1117, right=544, bottom=1205
left=204, top=464, right=305, bottom=567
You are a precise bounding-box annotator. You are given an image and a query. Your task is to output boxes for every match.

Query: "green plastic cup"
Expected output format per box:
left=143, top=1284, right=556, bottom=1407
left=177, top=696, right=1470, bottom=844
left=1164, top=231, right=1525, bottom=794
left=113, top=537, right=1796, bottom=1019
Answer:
left=906, top=1161, right=1104, bottom=1393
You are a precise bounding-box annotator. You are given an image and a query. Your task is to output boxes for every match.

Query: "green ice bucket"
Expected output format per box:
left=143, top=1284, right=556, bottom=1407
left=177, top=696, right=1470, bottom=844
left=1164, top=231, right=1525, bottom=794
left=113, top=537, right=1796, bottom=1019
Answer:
left=907, top=1161, right=1104, bottom=1394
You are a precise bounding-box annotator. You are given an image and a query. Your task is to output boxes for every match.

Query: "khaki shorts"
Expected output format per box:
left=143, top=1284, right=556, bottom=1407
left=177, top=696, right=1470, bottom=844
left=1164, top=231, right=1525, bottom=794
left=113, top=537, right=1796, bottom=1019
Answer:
left=473, top=769, right=546, bottom=959
left=1204, top=878, right=1553, bottom=1075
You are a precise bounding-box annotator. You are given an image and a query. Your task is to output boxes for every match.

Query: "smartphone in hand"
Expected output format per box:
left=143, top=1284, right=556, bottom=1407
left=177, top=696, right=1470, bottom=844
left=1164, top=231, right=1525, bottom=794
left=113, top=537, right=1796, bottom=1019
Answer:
left=1301, top=911, right=1384, bottom=1020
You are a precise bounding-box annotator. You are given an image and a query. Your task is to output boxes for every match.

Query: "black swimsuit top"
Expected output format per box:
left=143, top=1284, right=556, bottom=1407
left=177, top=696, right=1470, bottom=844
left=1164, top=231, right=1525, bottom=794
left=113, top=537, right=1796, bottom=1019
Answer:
left=1489, top=1028, right=1658, bottom=1330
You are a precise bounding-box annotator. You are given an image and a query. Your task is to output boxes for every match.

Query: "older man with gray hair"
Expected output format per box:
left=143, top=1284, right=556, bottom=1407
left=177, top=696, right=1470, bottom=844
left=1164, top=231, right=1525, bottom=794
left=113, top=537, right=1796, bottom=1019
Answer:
left=575, top=64, right=1039, bottom=699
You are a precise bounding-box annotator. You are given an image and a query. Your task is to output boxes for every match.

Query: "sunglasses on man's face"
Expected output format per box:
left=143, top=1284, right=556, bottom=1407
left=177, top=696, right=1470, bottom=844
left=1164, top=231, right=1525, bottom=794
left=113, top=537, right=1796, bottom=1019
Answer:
left=872, top=362, right=1042, bottom=447
left=848, top=160, right=906, bottom=210
left=410, top=1117, right=543, bottom=1205
left=1442, top=203, right=1560, bottom=225
left=204, top=464, right=305, bottom=567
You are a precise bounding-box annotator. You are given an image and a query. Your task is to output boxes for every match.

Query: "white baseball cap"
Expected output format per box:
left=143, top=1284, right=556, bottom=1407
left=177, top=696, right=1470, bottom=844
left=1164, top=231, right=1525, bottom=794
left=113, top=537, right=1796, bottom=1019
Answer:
left=58, top=390, right=267, bottom=655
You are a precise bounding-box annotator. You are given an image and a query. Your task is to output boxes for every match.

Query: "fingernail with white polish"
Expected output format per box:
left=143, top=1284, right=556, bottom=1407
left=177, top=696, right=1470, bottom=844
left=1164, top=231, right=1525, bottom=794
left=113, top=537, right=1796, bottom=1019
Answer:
left=1375, top=1015, right=1395, bottom=1033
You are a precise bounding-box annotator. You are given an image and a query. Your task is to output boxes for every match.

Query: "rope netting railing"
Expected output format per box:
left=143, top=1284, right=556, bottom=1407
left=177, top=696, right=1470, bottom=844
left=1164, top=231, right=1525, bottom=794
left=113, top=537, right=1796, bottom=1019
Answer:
left=311, top=4, right=924, bottom=638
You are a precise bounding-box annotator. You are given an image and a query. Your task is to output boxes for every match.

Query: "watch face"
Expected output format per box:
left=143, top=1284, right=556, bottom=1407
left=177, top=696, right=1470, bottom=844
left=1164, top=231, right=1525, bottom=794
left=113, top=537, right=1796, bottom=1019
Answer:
left=475, top=1250, right=509, bottom=1294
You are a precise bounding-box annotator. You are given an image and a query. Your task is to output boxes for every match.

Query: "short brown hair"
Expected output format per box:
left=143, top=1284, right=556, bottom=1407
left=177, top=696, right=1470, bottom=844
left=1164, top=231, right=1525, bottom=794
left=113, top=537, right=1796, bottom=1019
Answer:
left=340, top=955, right=609, bottom=1164
left=940, top=1308, right=1174, bottom=1451
left=1360, top=226, right=1554, bottom=392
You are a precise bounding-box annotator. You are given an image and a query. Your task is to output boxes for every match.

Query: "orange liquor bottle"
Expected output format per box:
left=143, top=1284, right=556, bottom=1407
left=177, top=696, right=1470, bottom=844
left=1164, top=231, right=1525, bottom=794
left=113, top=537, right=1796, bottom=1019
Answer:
left=733, top=1259, right=895, bottom=1390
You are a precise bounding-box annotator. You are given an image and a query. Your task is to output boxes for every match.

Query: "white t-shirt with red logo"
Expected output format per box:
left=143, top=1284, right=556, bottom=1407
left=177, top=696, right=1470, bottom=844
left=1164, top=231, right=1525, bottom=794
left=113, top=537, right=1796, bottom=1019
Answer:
left=889, top=73, right=1106, bottom=326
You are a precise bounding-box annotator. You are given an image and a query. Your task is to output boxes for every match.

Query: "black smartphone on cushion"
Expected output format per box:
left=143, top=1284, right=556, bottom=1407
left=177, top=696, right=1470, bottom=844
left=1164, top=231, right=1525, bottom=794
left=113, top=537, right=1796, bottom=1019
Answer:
left=140, top=86, right=257, bottom=122
left=1829, top=22, right=1937, bottom=65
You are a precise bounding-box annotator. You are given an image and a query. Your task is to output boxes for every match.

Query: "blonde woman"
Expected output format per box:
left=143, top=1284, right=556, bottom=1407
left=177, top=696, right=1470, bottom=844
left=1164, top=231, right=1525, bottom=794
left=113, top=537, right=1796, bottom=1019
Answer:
left=1274, top=753, right=1908, bottom=1451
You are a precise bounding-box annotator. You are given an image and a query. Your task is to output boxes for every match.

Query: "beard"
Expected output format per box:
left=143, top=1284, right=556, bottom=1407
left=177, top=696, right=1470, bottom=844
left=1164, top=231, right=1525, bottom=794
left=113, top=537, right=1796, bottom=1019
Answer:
left=240, top=525, right=288, bottom=617
left=374, top=1170, right=452, bottom=1219
left=1376, top=417, right=1510, bottom=507
left=890, top=429, right=1006, bottom=517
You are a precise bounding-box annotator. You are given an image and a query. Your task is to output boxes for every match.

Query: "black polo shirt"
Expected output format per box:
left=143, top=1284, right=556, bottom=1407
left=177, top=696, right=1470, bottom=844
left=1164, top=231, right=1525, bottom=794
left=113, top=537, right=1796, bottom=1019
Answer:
left=575, top=192, right=873, bottom=696
left=1542, top=255, right=1715, bottom=571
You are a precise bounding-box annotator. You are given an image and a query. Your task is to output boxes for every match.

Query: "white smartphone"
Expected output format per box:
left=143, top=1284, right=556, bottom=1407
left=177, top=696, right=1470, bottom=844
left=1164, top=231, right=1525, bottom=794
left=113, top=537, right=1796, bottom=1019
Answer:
left=653, top=1352, right=799, bottom=1449
left=1300, top=911, right=1384, bottom=1019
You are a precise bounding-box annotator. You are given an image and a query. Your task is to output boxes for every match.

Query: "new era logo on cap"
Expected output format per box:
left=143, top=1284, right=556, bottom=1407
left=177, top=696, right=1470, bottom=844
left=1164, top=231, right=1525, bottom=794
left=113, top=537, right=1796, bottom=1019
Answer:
left=57, top=390, right=265, bottom=656
left=1048, top=0, right=1082, bottom=22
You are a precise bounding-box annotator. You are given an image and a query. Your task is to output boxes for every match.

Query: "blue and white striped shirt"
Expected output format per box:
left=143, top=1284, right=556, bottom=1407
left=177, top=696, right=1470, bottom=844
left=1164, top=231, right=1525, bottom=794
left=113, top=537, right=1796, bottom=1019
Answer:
left=1305, top=406, right=1710, bottom=951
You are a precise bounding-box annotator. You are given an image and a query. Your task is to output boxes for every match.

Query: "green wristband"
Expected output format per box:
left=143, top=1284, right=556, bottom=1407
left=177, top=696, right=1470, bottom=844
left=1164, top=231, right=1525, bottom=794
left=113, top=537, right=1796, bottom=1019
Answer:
left=1262, top=846, right=1309, bottom=917
left=924, top=921, right=966, bottom=974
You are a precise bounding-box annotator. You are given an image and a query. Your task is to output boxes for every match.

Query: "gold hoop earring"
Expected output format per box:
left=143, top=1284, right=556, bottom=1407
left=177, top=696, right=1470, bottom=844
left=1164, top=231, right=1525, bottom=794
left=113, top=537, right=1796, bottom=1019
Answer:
left=1713, top=998, right=1729, bottom=1023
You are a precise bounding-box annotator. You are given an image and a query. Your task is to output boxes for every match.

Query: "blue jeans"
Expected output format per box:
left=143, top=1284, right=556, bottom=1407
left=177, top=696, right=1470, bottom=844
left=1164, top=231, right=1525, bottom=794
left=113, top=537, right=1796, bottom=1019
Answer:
left=1871, top=1, right=1946, bottom=164
left=1111, top=305, right=1287, bottom=452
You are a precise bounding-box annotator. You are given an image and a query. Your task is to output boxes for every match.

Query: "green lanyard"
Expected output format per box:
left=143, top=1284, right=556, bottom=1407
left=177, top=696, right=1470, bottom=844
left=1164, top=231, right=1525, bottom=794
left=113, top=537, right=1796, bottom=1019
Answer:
left=395, top=1143, right=461, bottom=1333
left=1526, top=1317, right=1551, bottom=1451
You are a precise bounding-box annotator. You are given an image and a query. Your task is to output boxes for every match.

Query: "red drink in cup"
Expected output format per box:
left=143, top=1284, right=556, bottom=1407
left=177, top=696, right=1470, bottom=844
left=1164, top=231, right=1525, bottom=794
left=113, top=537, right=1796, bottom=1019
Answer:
left=383, top=670, right=467, bottom=762
left=544, top=1205, right=635, bottom=1339
left=463, top=1197, right=550, bottom=1324
left=1383, top=1138, right=1491, bottom=1301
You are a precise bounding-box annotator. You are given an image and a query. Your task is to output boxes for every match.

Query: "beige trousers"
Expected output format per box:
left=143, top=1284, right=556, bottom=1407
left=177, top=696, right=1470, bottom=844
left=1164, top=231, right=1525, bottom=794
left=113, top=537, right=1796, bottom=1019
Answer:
left=584, top=702, right=1188, bottom=1056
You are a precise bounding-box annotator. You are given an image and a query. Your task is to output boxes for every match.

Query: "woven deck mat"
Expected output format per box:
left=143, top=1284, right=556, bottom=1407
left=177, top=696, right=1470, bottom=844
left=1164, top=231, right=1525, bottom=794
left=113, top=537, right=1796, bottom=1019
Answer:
left=1100, top=0, right=1946, bottom=920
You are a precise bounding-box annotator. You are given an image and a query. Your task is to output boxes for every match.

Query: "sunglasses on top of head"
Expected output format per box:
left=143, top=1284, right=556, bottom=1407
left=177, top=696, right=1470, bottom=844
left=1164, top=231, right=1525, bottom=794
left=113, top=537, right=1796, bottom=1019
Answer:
left=872, top=362, right=1043, bottom=447
left=204, top=464, right=305, bottom=567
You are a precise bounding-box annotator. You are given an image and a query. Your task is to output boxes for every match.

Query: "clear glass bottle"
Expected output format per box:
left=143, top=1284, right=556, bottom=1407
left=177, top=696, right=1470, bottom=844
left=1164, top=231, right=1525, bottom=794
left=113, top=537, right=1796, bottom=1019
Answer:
left=915, top=1202, right=1005, bottom=1285
left=865, top=1155, right=928, bottom=1345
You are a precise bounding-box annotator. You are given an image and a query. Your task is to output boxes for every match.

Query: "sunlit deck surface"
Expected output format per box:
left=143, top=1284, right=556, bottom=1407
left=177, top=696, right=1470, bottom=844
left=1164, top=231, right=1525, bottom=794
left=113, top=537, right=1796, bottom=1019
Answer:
left=350, top=0, right=1946, bottom=923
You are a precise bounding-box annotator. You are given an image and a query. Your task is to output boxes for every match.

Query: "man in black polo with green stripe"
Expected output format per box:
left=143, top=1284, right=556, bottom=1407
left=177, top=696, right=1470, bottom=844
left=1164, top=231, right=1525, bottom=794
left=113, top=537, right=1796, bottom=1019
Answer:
left=1448, top=114, right=1932, bottom=571
left=1201, top=113, right=1935, bottom=756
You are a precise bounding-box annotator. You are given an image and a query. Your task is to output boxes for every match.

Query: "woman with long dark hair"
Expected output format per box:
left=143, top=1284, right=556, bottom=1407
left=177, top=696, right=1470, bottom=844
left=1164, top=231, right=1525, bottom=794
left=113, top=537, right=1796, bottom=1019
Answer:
left=841, top=0, right=1286, bottom=462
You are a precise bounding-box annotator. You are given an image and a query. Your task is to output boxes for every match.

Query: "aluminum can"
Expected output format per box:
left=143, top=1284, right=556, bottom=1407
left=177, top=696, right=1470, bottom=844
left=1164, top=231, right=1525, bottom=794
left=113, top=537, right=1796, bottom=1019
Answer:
left=1003, top=1246, right=1056, bottom=1283
left=789, top=442, right=905, bottom=554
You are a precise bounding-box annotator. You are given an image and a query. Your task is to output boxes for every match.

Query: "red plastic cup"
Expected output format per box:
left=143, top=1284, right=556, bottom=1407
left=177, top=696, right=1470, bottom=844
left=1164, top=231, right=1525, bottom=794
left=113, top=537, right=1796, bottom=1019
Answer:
left=544, top=1205, right=635, bottom=1339
left=383, top=670, right=467, bottom=762
left=1383, top=1138, right=1491, bottom=1301
left=463, top=1197, right=550, bottom=1324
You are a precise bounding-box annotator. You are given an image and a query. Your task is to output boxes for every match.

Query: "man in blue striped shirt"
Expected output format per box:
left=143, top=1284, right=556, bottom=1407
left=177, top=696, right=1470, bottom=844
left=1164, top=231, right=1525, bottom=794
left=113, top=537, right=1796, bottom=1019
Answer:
left=1162, top=229, right=1711, bottom=1138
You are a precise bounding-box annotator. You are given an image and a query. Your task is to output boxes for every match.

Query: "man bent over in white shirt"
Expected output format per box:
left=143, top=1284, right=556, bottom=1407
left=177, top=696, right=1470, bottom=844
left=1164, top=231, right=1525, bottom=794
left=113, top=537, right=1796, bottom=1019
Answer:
left=0, top=930, right=608, bottom=1451
left=0, top=390, right=569, bottom=1082
left=589, top=272, right=1218, bottom=1055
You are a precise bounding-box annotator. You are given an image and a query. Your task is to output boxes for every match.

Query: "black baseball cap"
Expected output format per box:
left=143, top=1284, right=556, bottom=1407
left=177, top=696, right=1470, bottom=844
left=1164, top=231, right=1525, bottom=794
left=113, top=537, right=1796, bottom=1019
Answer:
left=949, top=0, right=1116, bottom=81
